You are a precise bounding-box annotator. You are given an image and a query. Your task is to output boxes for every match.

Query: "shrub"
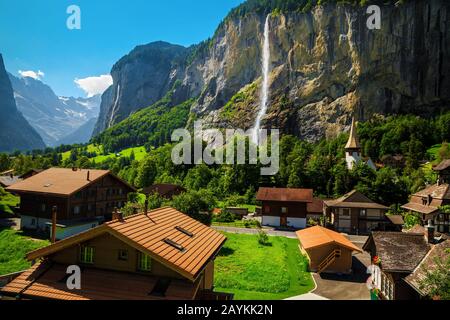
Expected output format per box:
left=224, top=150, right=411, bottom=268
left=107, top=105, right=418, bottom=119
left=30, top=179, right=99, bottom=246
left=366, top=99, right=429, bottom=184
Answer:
left=215, top=210, right=238, bottom=223
left=257, top=230, right=271, bottom=246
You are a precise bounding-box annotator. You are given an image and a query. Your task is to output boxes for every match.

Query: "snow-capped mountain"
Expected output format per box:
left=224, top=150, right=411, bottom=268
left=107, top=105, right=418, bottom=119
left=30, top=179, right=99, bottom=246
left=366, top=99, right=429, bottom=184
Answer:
left=8, top=73, right=100, bottom=146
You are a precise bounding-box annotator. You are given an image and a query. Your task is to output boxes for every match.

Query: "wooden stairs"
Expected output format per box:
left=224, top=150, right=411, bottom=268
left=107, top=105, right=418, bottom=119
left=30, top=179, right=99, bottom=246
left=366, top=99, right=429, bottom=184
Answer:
left=317, top=249, right=341, bottom=274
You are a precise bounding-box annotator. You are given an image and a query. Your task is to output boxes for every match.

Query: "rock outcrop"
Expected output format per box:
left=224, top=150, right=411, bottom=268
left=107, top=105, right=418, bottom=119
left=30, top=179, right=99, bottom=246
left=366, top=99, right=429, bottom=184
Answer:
left=93, top=41, right=189, bottom=135
left=94, top=0, right=450, bottom=142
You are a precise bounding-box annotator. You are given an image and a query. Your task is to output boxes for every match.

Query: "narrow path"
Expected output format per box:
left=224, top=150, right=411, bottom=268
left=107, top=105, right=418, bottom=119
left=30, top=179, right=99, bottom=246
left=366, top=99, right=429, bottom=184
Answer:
left=212, top=226, right=297, bottom=238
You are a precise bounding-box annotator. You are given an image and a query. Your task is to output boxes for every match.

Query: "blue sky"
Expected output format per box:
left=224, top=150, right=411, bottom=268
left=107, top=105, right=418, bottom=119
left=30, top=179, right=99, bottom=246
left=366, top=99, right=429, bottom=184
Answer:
left=0, top=0, right=245, bottom=97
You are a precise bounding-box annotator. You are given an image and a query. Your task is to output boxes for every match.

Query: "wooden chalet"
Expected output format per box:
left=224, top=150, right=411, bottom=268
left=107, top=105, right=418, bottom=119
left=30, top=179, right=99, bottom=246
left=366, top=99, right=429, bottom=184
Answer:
left=296, top=226, right=362, bottom=274
left=0, top=207, right=230, bottom=300
left=142, top=184, right=186, bottom=199
left=256, top=187, right=314, bottom=229
left=401, top=160, right=450, bottom=233
left=363, top=226, right=449, bottom=300
left=18, top=168, right=43, bottom=180
left=0, top=173, right=22, bottom=188
left=324, top=190, right=388, bottom=235
left=6, top=168, right=136, bottom=240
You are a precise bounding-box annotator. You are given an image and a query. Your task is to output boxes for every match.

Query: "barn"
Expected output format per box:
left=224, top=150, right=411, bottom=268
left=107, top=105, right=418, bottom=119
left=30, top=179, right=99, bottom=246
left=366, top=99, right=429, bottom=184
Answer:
left=296, top=226, right=362, bottom=274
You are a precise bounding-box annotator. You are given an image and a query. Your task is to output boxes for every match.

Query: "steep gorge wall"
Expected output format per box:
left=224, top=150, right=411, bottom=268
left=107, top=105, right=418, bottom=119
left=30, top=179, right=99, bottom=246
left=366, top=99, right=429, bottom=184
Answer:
left=95, top=0, right=450, bottom=142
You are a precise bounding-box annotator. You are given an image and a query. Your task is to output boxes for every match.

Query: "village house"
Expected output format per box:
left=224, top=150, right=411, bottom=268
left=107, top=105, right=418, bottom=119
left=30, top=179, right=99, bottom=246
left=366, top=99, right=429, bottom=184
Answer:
left=324, top=190, right=389, bottom=235
left=6, top=167, right=135, bottom=240
left=363, top=224, right=449, bottom=300
left=0, top=172, right=21, bottom=188
left=142, top=183, right=186, bottom=200
left=296, top=226, right=362, bottom=274
left=344, top=117, right=376, bottom=171
left=401, top=159, right=450, bottom=233
left=256, top=187, right=321, bottom=229
left=0, top=207, right=230, bottom=300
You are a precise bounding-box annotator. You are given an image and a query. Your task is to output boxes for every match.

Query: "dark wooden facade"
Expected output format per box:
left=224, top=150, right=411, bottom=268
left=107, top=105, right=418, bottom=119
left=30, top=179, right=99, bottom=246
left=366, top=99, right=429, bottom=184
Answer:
left=262, top=201, right=308, bottom=219
left=19, top=174, right=134, bottom=222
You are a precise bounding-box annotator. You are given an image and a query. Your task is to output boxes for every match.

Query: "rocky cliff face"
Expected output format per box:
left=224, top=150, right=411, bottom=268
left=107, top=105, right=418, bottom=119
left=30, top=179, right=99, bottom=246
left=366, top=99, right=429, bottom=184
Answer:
left=0, top=54, right=45, bottom=152
left=95, top=0, right=450, bottom=142
left=93, top=41, right=189, bottom=135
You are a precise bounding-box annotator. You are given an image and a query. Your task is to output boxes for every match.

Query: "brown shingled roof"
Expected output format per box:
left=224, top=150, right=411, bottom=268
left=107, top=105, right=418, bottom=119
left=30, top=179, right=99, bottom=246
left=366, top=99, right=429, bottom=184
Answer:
left=324, top=190, right=388, bottom=209
left=433, top=159, right=450, bottom=171
left=411, top=183, right=450, bottom=200
left=401, top=202, right=439, bottom=215
left=404, top=240, right=450, bottom=297
left=296, top=226, right=362, bottom=252
left=26, top=207, right=226, bottom=281
left=256, top=187, right=313, bottom=202
left=6, top=167, right=135, bottom=196
left=363, top=232, right=431, bottom=272
left=307, top=198, right=324, bottom=214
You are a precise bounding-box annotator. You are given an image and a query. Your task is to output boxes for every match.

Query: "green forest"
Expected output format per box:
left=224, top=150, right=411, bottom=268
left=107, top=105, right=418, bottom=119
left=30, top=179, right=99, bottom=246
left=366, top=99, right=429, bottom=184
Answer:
left=1, top=112, right=449, bottom=219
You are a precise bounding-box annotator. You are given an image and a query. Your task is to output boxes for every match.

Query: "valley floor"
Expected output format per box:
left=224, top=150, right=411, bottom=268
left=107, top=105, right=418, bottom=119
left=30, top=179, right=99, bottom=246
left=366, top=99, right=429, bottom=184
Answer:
left=214, top=232, right=314, bottom=300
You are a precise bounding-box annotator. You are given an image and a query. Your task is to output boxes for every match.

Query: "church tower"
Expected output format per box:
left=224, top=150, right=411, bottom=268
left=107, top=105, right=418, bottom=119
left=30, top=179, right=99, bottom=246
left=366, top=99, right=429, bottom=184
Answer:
left=345, top=117, right=362, bottom=170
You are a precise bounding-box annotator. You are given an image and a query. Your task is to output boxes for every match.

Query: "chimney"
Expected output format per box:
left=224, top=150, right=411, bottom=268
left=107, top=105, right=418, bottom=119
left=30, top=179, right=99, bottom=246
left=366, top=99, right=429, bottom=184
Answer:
left=144, top=197, right=149, bottom=215
left=51, top=206, right=57, bottom=243
left=87, top=171, right=90, bottom=181
left=426, top=219, right=435, bottom=244
left=112, top=207, right=123, bottom=221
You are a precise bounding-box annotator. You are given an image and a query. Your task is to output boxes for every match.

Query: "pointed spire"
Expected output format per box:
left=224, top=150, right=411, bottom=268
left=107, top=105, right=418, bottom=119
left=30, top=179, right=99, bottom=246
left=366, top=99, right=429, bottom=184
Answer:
left=345, top=116, right=361, bottom=150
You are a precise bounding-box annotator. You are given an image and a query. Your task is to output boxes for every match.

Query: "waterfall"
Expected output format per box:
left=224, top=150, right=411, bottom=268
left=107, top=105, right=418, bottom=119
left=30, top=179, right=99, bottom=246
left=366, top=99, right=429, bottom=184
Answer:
left=108, top=84, right=120, bottom=128
left=252, top=15, right=271, bottom=145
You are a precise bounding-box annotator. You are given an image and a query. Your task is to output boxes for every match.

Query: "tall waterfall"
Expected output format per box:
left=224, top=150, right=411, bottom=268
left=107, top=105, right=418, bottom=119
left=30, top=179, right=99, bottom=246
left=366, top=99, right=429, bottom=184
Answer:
left=252, top=15, right=271, bottom=145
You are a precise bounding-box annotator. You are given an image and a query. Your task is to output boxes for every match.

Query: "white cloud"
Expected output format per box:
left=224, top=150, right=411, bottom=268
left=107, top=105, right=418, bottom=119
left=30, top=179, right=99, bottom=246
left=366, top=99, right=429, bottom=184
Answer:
left=74, top=74, right=113, bottom=97
left=18, top=70, right=45, bottom=80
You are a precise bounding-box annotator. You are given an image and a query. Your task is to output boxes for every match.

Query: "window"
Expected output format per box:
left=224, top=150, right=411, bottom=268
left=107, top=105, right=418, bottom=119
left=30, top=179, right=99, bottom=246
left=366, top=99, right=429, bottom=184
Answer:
left=264, top=206, right=270, bottom=214
left=119, top=188, right=123, bottom=195
left=40, top=203, right=46, bottom=213
left=75, top=192, right=82, bottom=199
left=281, top=207, right=288, bottom=214
left=342, top=209, right=350, bottom=216
left=118, top=249, right=128, bottom=261
left=381, top=273, right=394, bottom=300
left=73, top=206, right=80, bottom=215
left=80, top=246, right=94, bottom=264
left=137, top=252, right=152, bottom=271
left=359, top=209, right=366, bottom=217
left=31, top=218, right=36, bottom=226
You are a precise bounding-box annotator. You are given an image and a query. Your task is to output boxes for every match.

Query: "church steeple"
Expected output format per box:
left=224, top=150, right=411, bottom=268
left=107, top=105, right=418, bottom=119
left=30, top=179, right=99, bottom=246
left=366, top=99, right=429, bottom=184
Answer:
left=345, top=116, right=361, bottom=151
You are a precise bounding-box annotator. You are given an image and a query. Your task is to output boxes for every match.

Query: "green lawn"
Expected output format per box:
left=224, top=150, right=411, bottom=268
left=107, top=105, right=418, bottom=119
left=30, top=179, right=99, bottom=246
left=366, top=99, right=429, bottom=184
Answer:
left=62, top=144, right=147, bottom=164
left=0, top=193, right=19, bottom=216
left=427, top=144, right=442, bottom=160
left=0, top=229, right=50, bottom=275
left=214, top=232, right=314, bottom=300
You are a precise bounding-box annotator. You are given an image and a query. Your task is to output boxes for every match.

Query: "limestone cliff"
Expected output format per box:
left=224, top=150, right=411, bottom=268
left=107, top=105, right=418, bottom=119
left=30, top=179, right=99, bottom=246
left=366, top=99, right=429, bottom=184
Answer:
left=94, top=0, right=450, bottom=142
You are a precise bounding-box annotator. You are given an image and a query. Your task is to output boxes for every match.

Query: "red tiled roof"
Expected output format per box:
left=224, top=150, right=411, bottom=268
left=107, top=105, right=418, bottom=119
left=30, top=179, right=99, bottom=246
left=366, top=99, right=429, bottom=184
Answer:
left=256, top=188, right=313, bottom=202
